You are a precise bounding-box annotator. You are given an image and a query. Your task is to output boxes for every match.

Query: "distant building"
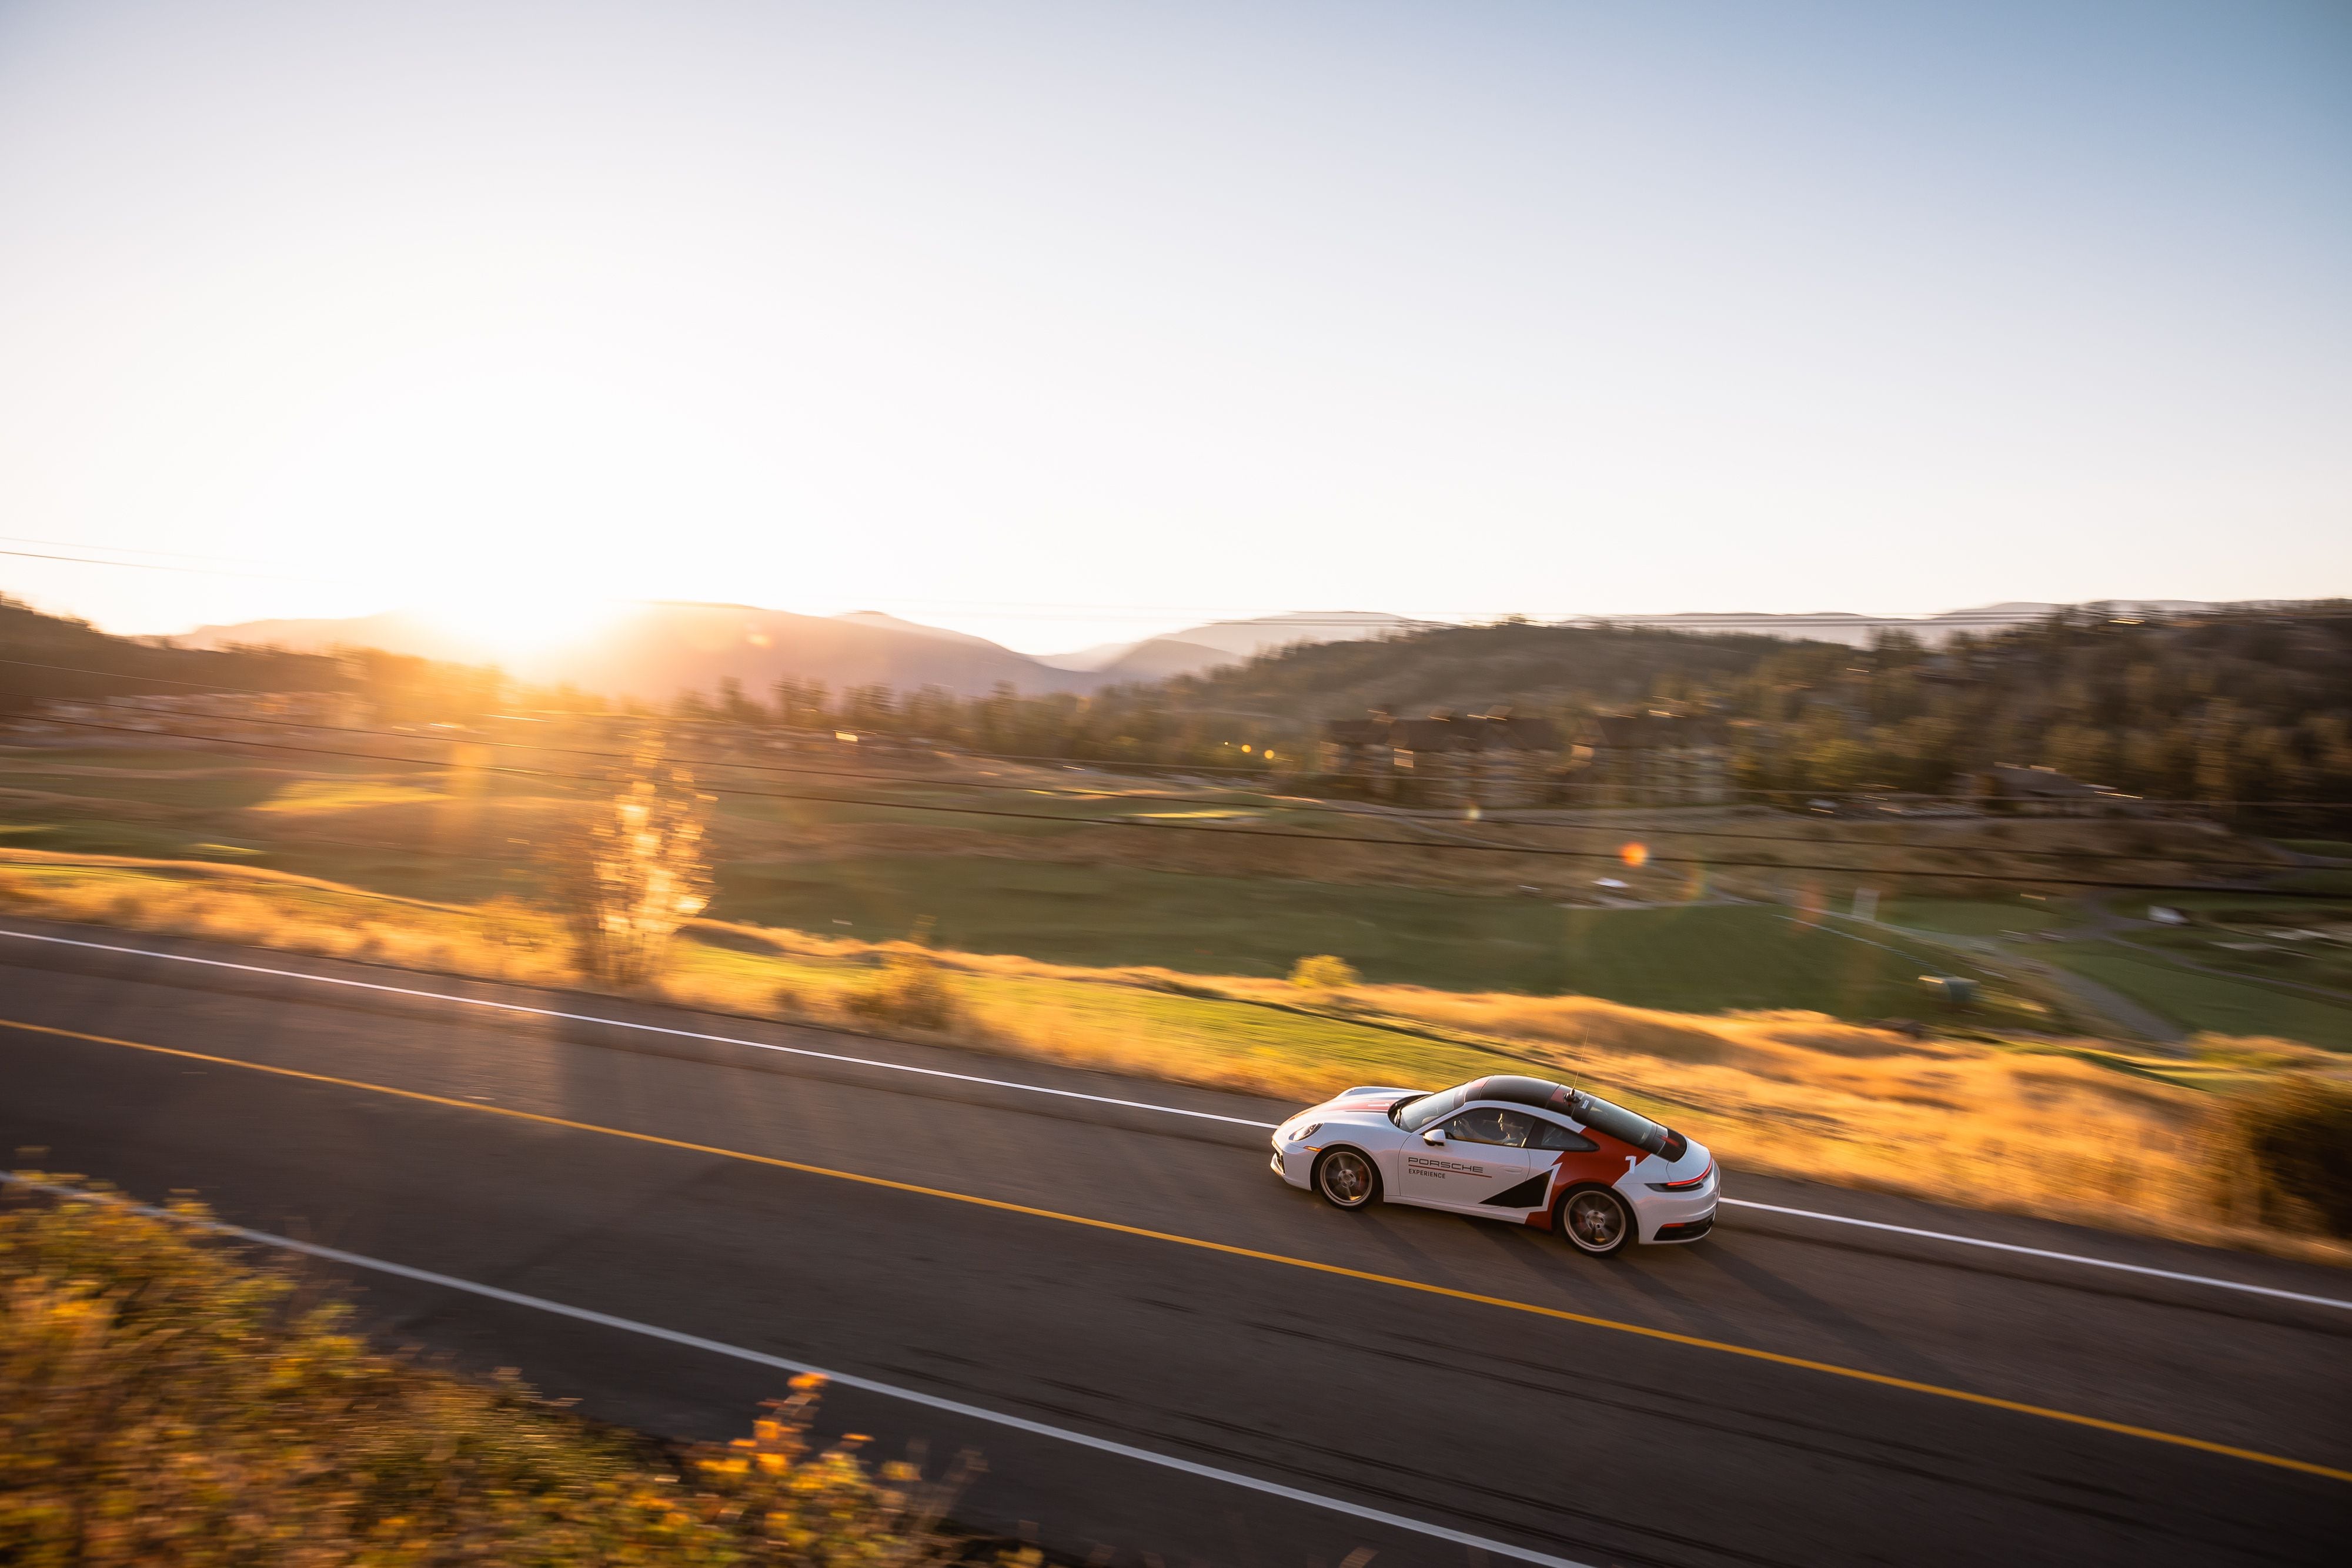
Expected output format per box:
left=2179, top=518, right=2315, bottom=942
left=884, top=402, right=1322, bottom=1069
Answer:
left=1318, top=716, right=1392, bottom=780
left=1317, top=708, right=1561, bottom=807
left=1566, top=713, right=1729, bottom=807
left=1970, top=763, right=2140, bottom=816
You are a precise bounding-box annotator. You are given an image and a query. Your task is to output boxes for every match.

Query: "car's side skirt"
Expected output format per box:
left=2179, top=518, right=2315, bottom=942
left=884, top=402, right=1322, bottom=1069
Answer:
left=1387, top=1192, right=1551, bottom=1223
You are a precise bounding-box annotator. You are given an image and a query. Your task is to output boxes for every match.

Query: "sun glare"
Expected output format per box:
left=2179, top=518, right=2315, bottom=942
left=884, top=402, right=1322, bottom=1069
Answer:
left=413, top=594, right=630, bottom=664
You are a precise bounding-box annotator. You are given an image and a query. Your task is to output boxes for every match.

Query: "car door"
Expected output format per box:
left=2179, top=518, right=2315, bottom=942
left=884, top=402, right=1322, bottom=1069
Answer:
left=1397, top=1105, right=1533, bottom=1209
left=1518, top=1112, right=1612, bottom=1216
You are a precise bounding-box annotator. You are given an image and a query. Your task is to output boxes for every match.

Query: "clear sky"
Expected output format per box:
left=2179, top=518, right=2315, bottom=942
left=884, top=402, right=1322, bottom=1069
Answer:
left=1, top=0, right=2346, bottom=655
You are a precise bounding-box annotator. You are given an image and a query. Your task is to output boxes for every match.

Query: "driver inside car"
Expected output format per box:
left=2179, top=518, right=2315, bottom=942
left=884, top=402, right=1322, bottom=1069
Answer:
left=1449, top=1107, right=1536, bottom=1147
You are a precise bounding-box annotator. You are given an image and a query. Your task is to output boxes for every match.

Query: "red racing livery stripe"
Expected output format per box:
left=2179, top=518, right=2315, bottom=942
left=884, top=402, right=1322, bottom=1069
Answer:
left=1521, top=1128, right=1648, bottom=1228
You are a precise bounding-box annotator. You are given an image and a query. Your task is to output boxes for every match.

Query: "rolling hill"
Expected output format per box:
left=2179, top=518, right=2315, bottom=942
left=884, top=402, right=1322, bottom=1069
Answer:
left=177, top=603, right=1438, bottom=699
left=185, top=601, right=1095, bottom=701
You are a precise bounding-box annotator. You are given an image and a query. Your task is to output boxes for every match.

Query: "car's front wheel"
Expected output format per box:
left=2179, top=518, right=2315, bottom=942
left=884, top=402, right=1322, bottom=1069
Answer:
left=1314, top=1148, right=1381, bottom=1210
left=1556, top=1185, right=1634, bottom=1257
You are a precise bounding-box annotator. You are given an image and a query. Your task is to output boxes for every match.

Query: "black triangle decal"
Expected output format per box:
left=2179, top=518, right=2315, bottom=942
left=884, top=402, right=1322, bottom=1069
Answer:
left=1482, top=1171, right=1555, bottom=1209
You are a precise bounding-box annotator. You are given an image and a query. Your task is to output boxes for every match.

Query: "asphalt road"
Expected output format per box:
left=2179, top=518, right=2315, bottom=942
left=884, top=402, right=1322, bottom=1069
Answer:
left=3, top=918, right=2347, bottom=1567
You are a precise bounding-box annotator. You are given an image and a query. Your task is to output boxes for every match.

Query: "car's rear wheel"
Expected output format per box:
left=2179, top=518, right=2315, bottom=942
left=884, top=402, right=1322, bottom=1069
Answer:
left=1314, top=1148, right=1381, bottom=1210
left=1557, top=1185, right=1634, bottom=1257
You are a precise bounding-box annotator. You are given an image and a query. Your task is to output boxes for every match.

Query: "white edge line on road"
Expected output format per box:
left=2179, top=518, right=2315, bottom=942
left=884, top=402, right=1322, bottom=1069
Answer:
left=8, top=924, right=2347, bottom=1315
left=0, top=927, right=1270, bottom=1127
left=1716, top=1199, right=2352, bottom=1311
left=0, top=1175, right=1598, bottom=1568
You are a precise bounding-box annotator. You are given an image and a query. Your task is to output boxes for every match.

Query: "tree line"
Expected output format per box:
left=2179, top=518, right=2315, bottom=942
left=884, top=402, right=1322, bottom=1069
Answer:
left=15, top=590, right=2348, bottom=811
left=677, top=674, right=1291, bottom=773
left=669, top=606, right=2352, bottom=810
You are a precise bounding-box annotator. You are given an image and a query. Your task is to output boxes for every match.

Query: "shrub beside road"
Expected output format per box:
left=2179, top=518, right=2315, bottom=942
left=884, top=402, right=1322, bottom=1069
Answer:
left=2, top=855, right=2346, bottom=1261
left=0, top=1181, right=990, bottom=1568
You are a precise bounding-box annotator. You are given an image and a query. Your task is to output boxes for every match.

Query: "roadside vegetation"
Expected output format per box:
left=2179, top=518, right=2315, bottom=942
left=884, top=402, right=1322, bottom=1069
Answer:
left=0, top=1179, right=992, bottom=1567
left=2, top=852, right=2346, bottom=1261
left=4, top=626, right=2348, bottom=1258
left=11, top=593, right=2352, bottom=807
left=11, top=737, right=2345, bottom=1041
left=546, top=738, right=716, bottom=985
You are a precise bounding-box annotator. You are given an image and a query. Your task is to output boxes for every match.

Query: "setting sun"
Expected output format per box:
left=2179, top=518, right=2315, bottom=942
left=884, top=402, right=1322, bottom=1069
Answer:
left=412, top=593, right=628, bottom=663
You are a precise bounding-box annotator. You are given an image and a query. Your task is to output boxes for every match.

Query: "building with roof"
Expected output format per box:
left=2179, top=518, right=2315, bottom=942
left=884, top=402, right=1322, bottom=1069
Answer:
left=1970, top=763, right=2140, bottom=815
left=1317, top=708, right=1562, bottom=806
left=1566, top=712, right=1729, bottom=806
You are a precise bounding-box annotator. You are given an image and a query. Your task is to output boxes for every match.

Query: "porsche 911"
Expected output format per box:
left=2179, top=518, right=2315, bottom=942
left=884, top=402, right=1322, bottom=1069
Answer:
left=1269, top=1073, right=1716, bottom=1256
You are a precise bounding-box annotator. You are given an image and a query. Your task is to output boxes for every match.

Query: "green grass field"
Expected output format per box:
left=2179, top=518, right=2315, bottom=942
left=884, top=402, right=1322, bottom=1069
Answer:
left=2273, top=838, right=2352, bottom=858
left=711, top=854, right=2046, bottom=1021
left=2043, top=946, right=2352, bottom=1046
left=24, top=742, right=2352, bottom=1039
left=1877, top=896, right=2072, bottom=936
left=2275, top=867, right=2352, bottom=896
left=2120, top=924, right=2352, bottom=991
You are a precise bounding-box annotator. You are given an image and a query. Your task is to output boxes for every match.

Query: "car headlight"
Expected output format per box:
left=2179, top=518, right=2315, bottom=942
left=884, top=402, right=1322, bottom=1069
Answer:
left=1284, top=1122, right=1323, bottom=1144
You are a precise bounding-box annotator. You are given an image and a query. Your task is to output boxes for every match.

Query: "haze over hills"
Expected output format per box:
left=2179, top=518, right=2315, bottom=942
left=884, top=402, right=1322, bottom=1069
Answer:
left=184, top=603, right=1097, bottom=701
left=173, top=599, right=2243, bottom=703
left=1040, top=610, right=1441, bottom=672
left=1572, top=602, right=2222, bottom=648
left=177, top=609, right=489, bottom=666
left=178, top=605, right=1444, bottom=699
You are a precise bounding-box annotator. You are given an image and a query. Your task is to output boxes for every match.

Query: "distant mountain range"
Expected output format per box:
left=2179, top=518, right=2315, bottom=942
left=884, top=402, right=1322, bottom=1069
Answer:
left=1035, top=610, right=1439, bottom=671
left=175, top=600, right=2227, bottom=701
left=174, top=605, right=1432, bottom=702
left=1565, top=602, right=2219, bottom=648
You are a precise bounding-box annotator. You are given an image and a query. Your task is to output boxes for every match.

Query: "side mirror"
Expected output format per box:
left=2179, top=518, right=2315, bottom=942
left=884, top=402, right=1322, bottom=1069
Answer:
left=1421, top=1128, right=1446, bottom=1146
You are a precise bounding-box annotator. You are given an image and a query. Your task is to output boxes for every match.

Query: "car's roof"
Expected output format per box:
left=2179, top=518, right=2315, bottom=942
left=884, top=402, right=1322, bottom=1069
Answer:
left=1461, top=1074, right=1578, bottom=1115
left=1456, top=1075, right=1683, bottom=1158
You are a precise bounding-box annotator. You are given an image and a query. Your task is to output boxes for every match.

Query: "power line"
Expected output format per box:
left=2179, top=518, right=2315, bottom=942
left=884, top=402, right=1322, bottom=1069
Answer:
left=550, top=706, right=2352, bottom=814
left=547, top=706, right=2352, bottom=807
left=25, top=692, right=2321, bottom=874
left=12, top=654, right=2352, bottom=823
left=12, top=540, right=2352, bottom=630
left=18, top=712, right=2330, bottom=895
left=4, top=654, right=2331, bottom=807
left=0, top=547, right=342, bottom=584
left=0, top=656, right=340, bottom=689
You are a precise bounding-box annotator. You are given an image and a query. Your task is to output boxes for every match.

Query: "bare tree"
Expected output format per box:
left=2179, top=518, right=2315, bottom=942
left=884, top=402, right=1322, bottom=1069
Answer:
left=554, top=734, right=713, bottom=985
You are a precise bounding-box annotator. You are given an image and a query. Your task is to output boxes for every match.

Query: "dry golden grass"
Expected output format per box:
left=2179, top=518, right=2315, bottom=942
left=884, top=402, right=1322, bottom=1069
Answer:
left=1, top=1182, right=980, bottom=1567
left=2, top=854, right=2343, bottom=1262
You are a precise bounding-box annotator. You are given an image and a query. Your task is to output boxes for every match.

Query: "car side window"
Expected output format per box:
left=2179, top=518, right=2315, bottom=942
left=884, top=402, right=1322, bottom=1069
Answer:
left=1528, top=1117, right=1598, bottom=1152
left=1445, top=1108, right=1538, bottom=1147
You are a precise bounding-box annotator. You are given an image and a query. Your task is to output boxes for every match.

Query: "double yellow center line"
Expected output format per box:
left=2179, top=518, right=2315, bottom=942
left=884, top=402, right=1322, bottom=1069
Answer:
left=5, top=1012, right=2345, bottom=1485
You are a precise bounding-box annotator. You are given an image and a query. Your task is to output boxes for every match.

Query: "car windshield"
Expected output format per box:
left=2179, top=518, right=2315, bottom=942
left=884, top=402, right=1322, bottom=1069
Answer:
left=1393, top=1084, right=1468, bottom=1132
left=1566, top=1091, right=1671, bottom=1155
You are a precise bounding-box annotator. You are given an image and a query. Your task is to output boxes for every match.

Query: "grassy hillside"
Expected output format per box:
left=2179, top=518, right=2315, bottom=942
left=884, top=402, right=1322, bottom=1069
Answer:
left=4, top=852, right=2346, bottom=1258
left=0, top=594, right=343, bottom=716
left=8, top=731, right=2350, bottom=1039
left=719, top=855, right=2037, bottom=1016
left=1157, top=605, right=2352, bottom=809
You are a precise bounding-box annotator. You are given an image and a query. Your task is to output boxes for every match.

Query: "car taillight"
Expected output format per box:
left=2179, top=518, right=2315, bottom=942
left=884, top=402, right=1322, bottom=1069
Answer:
left=1649, top=1160, right=1713, bottom=1193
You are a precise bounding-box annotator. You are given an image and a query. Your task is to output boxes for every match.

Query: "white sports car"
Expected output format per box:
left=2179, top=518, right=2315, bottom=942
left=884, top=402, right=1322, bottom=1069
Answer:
left=1269, top=1073, right=1717, bottom=1256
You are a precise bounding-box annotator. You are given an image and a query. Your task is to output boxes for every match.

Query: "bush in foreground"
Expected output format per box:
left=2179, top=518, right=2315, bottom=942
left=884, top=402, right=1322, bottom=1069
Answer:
left=1288, top=954, right=1360, bottom=990
left=846, top=935, right=967, bottom=1034
left=2225, top=1075, right=2352, bottom=1236
left=0, top=1179, right=983, bottom=1567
